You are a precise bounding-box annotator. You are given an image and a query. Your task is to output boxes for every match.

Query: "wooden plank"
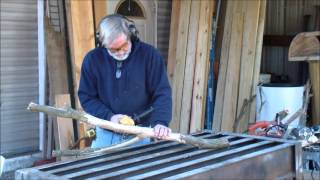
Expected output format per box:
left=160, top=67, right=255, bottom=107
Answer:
left=167, top=0, right=181, bottom=85
left=65, top=0, right=95, bottom=148
left=249, top=0, right=267, bottom=124
left=45, top=16, right=70, bottom=158
left=179, top=0, right=201, bottom=134
left=189, top=0, right=214, bottom=133
left=309, top=61, right=320, bottom=125
left=169, top=0, right=192, bottom=132
left=235, top=0, right=260, bottom=133
left=218, top=0, right=244, bottom=132
left=93, top=0, right=107, bottom=29
left=212, top=0, right=234, bottom=132
left=55, top=94, right=75, bottom=161
left=65, top=0, right=95, bottom=110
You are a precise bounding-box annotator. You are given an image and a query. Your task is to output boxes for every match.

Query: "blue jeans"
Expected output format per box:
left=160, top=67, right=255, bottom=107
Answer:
left=91, top=127, right=150, bottom=148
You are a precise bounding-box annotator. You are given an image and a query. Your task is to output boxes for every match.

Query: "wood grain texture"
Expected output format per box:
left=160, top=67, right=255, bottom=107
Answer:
left=55, top=94, right=75, bottom=161
left=309, top=62, right=320, bottom=125
left=236, top=0, right=260, bottom=133
left=167, top=0, right=181, bottom=85
left=221, top=0, right=244, bottom=132
left=170, top=0, right=192, bottom=132
left=212, top=0, right=234, bottom=131
left=65, top=0, right=95, bottom=110
left=190, top=0, right=214, bottom=133
left=249, top=0, right=267, bottom=124
left=179, top=0, right=201, bottom=134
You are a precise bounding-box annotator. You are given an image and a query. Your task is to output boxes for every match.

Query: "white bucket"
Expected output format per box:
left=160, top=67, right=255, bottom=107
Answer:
left=256, top=83, right=305, bottom=129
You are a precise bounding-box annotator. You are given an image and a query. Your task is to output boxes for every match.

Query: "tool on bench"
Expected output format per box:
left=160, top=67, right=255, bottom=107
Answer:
left=248, top=109, right=303, bottom=138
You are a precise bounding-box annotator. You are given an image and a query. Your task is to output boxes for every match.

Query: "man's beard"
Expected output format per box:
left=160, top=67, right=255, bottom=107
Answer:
left=108, top=43, right=132, bottom=61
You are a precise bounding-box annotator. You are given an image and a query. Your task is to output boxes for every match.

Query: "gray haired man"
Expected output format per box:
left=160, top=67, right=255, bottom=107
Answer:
left=78, top=14, right=172, bottom=148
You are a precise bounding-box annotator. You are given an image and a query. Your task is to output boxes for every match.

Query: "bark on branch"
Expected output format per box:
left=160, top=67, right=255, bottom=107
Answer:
left=28, top=102, right=229, bottom=150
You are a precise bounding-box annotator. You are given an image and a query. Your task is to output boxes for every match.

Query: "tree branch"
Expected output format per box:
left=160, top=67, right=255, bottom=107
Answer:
left=28, top=102, right=229, bottom=150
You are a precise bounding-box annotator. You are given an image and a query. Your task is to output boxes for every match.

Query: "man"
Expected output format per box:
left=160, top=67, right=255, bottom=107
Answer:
left=78, top=14, right=172, bottom=148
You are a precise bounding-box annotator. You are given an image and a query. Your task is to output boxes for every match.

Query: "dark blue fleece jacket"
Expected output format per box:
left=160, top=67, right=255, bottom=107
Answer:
left=78, top=40, right=172, bottom=127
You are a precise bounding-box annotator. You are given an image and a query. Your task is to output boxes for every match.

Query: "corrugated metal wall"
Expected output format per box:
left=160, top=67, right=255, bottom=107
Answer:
left=157, top=0, right=172, bottom=64
left=0, top=0, right=39, bottom=156
left=261, top=0, right=320, bottom=84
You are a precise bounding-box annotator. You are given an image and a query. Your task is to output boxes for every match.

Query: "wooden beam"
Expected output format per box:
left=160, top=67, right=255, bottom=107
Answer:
left=93, top=0, right=107, bottom=30
left=189, top=0, right=214, bottom=133
left=65, top=0, right=95, bottom=110
left=235, top=0, right=261, bottom=133
left=179, top=0, right=201, bottom=134
left=55, top=94, right=75, bottom=161
left=249, top=0, right=267, bottom=125
left=170, top=0, right=192, bottom=132
left=212, top=0, right=234, bottom=131
left=65, top=0, right=95, bottom=149
left=167, top=0, right=181, bottom=85
left=220, top=0, right=244, bottom=132
left=45, top=16, right=70, bottom=158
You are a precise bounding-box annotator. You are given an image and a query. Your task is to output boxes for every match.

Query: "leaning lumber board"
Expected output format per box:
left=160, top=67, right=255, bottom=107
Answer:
left=65, top=0, right=95, bottom=109
left=54, top=94, right=75, bottom=160
left=65, top=0, right=95, bottom=149
left=170, top=0, right=192, bottom=132
left=221, top=0, right=244, bottom=132
left=249, top=0, right=267, bottom=125
left=167, top=0, right=181, bottom=84
left=212, top=0, right=234, bottom=131
left=190, top=0, right=214, bottom=133
left=179, top=0, right=201, bottom=134
left=236, top=0, right=261, bottom=133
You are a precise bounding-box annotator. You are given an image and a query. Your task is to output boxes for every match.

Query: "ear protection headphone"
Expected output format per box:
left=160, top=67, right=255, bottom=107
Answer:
left=95, top=14, right=139, bottom=47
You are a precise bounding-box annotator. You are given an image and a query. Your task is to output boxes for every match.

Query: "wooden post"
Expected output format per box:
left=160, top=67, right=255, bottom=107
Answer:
left=65, top=0, right=95, bottom=110
left=236, top=0, right=261, bottom=133
left=179, top=0, right=201, bottom=134
left=65, top=0, right=95, bottom=148
left=167, top=0, right=181, bottom=85
left=189, top=0, right=214, bottom=133
left=55, top=94, right=75, bottom=161
left=170, top=0, right=192, bottom=132
left=213, top=0, right=234, bottom=132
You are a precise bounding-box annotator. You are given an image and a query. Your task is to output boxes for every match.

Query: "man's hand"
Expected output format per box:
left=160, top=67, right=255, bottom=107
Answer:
left=153, top=124, right=171, bottom=139
left=110, top=114, right=135, bottom=126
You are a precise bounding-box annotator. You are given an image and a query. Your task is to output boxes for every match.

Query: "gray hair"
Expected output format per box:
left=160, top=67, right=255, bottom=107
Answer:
left=98, top=14, right=138, bottom=47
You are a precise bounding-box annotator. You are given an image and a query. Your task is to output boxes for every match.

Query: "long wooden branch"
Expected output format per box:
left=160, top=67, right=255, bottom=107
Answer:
left=28, top=102, right=229, bottom=149
left=53, top=136, right=143, bottom=157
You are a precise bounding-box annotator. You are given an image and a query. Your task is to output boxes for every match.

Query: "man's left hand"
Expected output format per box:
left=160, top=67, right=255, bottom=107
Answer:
left=153, top=124, right=171, bottom=139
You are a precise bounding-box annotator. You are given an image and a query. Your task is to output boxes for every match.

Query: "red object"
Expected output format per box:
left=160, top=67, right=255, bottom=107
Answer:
left=33, top=157, right=56, bottom=167
left=248, top=121, right=275, bottom=136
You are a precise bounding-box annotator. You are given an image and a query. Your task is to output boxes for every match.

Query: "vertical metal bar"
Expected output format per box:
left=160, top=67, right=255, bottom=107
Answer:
left=38, top=0, right=46, bottom=158
left=294, top=142, right=303, bottom=180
